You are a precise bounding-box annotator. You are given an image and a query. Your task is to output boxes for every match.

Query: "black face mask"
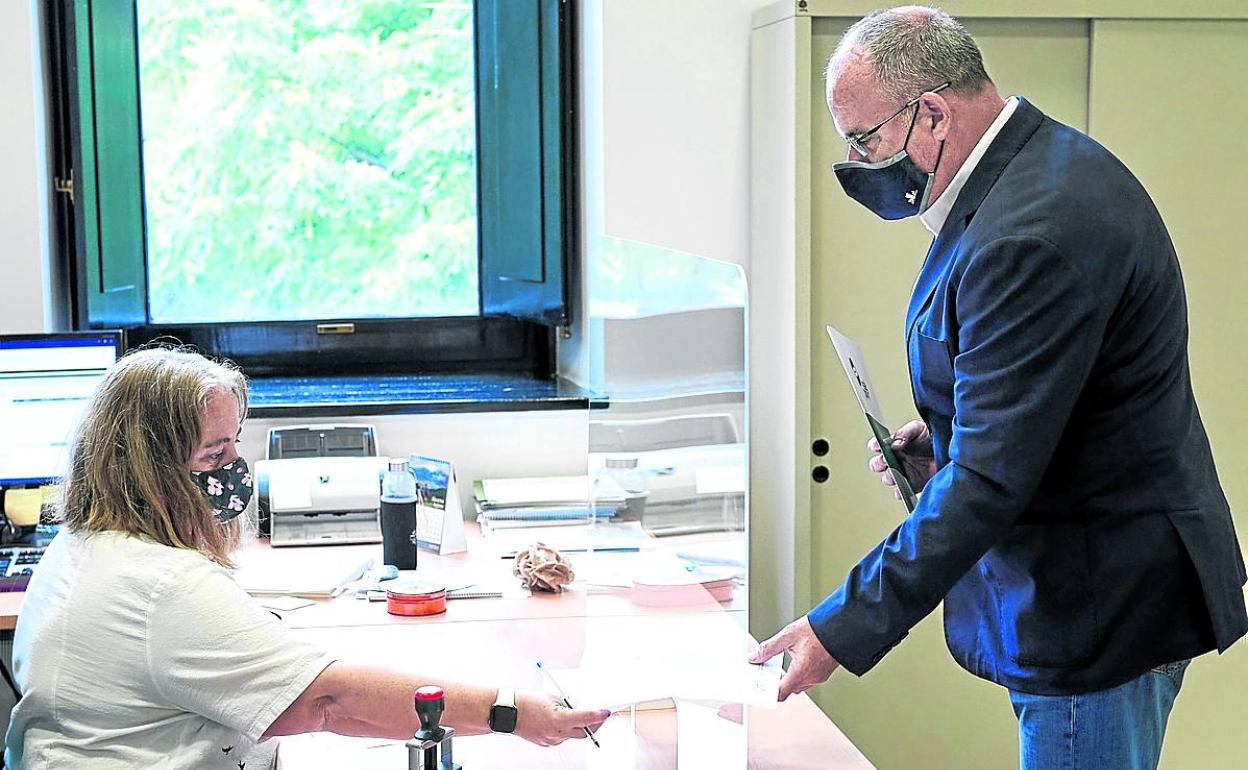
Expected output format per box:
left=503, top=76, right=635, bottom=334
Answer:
left=833, top=105, right=945, bottom=221
left=191, top=457, right=253, bottom=523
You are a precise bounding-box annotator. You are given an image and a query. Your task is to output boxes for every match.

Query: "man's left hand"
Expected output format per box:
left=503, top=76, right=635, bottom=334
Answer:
left=749, top=616, right=840, bottom=701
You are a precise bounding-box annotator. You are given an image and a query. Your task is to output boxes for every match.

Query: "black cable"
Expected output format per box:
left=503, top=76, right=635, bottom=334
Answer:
left=0, top=656, right=19, bottom=703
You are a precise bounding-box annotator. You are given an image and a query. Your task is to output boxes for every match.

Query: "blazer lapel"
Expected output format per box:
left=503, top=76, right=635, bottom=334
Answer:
left=905, top=98, right=1047, bottom=339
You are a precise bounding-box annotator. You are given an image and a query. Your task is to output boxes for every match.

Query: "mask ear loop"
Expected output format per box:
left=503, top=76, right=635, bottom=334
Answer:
left=919, top=137, right=947, bottom=212
left=901, top=102, right=921, bottom=150
left=930, top=136, right=947, bottom=173
left=909, top=98, right=947, bottom=212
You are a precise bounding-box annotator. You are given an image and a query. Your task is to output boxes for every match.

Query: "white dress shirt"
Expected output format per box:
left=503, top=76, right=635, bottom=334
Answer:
left=921, top=96, right=1020, bottom=236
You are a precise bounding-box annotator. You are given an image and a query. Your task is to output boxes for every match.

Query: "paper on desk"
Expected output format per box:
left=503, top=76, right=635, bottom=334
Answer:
left=560, top=660, right=778, bottom=712
left=257, top=595, right=316, bottom=612
left=580, top=550, right=742, bottom=590
left=569, top=618, right=781, bottom=709
left=484, top=521, right=647, bottom=557
left=677, top=701, right=747, bottom=769
left=232, top=554, right=373, bottom=598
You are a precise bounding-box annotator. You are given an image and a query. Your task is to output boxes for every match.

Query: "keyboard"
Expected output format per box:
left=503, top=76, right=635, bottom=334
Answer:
left=0, top=545, right=46, bottom=592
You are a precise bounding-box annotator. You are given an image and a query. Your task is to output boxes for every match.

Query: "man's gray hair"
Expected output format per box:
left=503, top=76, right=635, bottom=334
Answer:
left=829, top=6, right=990, bottom=101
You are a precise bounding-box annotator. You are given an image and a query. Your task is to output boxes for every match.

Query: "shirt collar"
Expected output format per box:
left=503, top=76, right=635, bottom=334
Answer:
left=920, top=96, right=1019, bottom=236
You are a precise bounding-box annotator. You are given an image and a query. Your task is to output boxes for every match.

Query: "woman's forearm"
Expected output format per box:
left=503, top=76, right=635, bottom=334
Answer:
left=266, top=662, right=496, bottom=739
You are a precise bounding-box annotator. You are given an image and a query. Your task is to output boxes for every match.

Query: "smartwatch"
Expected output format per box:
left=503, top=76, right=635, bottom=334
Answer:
left=488, top=688, right=518, bottom=733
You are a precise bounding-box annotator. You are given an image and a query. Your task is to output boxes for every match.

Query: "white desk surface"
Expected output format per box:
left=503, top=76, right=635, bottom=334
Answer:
left=253, top=529, right=873, bottom=770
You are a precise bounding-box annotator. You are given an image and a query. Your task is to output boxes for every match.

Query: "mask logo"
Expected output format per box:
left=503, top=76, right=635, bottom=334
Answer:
left=191, top=457, right=253, bottom=523
left=905, top=189, right=918, bottom=205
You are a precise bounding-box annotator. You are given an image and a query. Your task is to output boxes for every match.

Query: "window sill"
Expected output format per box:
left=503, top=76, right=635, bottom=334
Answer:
left=245, top=374, right=597, bottom=418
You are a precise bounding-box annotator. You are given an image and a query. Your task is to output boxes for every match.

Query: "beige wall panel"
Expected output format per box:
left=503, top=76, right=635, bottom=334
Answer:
left=1089, top=19, right=1248, bottom=770
left=804, top=17, right=1090, bottom=770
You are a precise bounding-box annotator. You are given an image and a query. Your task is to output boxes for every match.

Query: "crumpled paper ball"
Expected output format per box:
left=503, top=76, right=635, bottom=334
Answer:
left=512, top=542, right=575, bottom=592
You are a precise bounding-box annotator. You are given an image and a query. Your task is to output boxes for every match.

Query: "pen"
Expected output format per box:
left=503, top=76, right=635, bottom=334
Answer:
left=535, top=660, right=600, bottom=748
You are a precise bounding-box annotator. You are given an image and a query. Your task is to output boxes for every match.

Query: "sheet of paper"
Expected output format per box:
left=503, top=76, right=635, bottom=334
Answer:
left=570, top=615, right=781, bottom=709
left=676, top=701, right=747, bottom=770
left=232, top=554, right=373, bottom=597
left=257, top=595, right=315, bottom=612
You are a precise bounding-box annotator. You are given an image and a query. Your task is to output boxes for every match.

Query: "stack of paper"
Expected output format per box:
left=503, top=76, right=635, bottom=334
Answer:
left=475, top=476, right=624, bottom=525
left=474, top=475, right=644, bottom=556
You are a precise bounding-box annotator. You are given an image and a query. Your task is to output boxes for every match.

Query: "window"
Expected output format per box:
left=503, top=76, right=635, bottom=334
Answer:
left=139, top=1, right=478, bottom=323
left=49, top=0, right=576, bottom=377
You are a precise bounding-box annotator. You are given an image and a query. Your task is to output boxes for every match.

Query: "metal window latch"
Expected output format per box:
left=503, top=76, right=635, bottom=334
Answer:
left=316, top=323, right=355, bottom=335
left=54, top=169, right=74, bottom=205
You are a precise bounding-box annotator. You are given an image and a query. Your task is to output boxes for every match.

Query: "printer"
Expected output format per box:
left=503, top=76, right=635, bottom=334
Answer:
left=254, top=425, right=386, bottom=547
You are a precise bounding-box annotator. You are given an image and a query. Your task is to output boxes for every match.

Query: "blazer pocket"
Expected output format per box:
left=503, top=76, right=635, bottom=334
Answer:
left=911, top=331, right=955, bottom=397
left=989, top=524, right=1100, bottom=669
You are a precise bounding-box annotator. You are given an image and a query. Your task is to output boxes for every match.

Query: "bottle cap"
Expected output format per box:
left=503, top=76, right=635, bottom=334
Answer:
left=605, top=456, right=638, bottom=469
left=415, top=686, right=445, bottom=701
left=388, top=458, right=409, bottom=472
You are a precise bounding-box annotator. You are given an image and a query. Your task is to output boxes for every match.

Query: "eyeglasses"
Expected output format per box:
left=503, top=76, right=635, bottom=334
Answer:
left=843, top=82, right=951, bottom=157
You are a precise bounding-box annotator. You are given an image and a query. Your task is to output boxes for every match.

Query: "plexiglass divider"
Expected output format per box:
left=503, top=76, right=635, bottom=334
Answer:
left=577, top=236, right=752, bottom=766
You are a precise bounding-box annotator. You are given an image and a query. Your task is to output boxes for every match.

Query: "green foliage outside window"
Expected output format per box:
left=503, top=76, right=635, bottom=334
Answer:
left=137, top=0, right=477, bottom=323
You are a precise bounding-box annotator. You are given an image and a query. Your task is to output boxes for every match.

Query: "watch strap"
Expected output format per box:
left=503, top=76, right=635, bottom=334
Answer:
left=489, top=688, right=517, bottom=733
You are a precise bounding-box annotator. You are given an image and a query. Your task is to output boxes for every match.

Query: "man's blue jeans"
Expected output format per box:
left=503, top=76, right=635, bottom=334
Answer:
left=1009, top=660, right=1189, bottom=770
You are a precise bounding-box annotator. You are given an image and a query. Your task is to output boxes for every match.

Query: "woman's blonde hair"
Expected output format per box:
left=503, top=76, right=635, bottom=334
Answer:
left=60, top=345, right=249, bottom=566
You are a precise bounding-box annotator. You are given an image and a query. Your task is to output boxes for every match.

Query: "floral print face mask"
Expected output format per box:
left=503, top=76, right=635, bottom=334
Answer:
left=191, top=457, right=253, bottom=523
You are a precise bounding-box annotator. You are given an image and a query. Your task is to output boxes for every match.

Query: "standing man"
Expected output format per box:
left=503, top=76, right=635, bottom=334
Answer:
left=750, top=7, right=1247, bottom=769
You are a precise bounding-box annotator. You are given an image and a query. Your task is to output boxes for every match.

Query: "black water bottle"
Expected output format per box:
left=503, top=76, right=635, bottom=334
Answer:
left=380, top=459, right=419, bottom=570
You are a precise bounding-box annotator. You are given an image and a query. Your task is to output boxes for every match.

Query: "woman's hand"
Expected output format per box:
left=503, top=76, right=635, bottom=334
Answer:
left=513, top=691, right=611, bottom=747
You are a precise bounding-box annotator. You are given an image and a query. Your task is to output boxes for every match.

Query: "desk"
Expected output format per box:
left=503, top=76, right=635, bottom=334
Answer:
left=6, top=529, right=874, bottom=769
left=275, top=614, right=873, bottom=770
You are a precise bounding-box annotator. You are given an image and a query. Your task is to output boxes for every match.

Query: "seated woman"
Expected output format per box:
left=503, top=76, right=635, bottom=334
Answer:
left=4, top=347, right=608, bottom=768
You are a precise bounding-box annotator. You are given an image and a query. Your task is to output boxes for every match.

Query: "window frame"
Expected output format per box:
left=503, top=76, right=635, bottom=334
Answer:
left=47, top=0, right=577, bottom=379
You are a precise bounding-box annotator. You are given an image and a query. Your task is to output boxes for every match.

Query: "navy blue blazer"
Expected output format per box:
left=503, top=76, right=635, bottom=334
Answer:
left=808, top=98, right=1247, bottom=695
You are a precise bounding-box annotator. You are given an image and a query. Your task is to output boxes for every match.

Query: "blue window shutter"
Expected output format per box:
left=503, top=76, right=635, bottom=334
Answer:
left=475, top=0, right=573, bottom=327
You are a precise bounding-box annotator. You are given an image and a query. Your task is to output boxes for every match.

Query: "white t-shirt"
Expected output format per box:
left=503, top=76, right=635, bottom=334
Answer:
left=4, top=530, right=335, bottom=769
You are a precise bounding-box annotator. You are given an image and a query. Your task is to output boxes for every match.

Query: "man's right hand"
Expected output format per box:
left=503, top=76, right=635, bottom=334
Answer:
left=867, top=419, right=937, bottom=498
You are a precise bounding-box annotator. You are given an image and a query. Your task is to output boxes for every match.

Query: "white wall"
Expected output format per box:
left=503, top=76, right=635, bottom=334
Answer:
left=0, top=0, right=55, bottom=334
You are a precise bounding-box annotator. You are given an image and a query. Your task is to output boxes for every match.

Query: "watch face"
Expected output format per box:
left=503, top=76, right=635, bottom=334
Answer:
left=490, top=704, right=518, bottom=733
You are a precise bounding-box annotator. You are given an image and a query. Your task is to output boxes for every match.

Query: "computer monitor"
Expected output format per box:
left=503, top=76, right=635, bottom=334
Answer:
left=0, top=332, right=122, bottom=488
